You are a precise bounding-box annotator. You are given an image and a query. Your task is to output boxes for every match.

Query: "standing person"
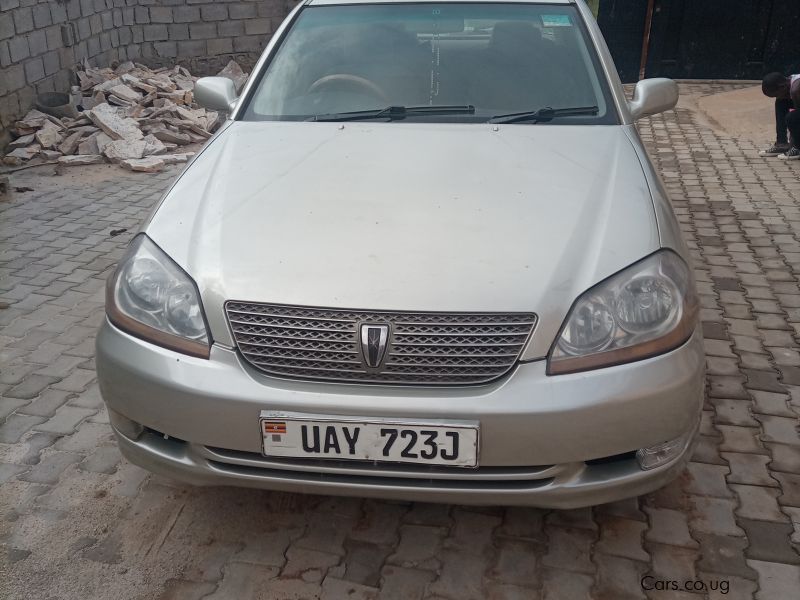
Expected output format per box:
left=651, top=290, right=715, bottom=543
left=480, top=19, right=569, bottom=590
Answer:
left=760, top=72, right=800, bottom=160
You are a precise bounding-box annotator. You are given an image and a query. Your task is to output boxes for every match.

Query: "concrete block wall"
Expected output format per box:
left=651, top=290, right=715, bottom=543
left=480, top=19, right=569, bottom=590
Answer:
left=131, top=0, right=298, bottom=74
left=0, top=0, right=297, bottom=147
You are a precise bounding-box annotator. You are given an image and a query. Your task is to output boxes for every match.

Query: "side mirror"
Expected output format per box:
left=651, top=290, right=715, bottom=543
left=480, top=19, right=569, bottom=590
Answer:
left=628, top=78, right=679, bottom=121
left=194, top=77, right=238, bottom=112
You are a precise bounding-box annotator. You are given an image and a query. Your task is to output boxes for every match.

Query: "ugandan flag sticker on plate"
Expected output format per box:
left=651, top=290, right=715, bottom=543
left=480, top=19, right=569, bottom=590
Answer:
left=262, top=421, right=287, bottom=441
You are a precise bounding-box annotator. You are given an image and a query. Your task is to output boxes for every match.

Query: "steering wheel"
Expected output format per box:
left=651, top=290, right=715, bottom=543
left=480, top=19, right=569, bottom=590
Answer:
left=307, top=74, right=390, bottom=104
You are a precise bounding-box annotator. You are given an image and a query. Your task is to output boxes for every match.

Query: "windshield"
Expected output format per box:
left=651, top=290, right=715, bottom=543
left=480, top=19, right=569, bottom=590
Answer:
left=241, top=3, right=617, bottom=124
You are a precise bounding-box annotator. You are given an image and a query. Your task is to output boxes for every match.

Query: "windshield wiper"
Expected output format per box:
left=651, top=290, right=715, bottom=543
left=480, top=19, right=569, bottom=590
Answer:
left=309, top=105, right=476, bottom=122
left=488, top=106, right=599, bottom=124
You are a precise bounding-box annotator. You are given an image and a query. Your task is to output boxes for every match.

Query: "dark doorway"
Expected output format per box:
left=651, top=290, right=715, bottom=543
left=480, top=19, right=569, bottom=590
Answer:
left=644, top=0, right=800, bottom=79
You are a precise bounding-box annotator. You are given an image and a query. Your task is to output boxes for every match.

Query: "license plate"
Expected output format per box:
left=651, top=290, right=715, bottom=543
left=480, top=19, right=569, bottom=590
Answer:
left=260, top=411, right=479, bottom=467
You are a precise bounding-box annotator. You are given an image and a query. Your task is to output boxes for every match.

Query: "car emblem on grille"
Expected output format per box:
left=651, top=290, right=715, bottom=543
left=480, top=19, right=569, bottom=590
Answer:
left=360, top=323, right=390, bottom=369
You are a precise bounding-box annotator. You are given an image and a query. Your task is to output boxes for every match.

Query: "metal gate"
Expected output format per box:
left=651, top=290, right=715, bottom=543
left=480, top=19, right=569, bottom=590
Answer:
left=644, top=0, right=800, bottom=80
left=596, top=0, right=800, bottom=82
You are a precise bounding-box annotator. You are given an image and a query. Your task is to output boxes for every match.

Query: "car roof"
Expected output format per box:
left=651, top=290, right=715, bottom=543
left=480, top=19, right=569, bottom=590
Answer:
left=307, top=0, right=573, bottom=6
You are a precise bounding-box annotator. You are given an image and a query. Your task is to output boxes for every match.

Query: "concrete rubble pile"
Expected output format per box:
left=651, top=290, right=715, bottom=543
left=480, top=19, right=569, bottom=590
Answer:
left=1, top=60, right=246, bottom=173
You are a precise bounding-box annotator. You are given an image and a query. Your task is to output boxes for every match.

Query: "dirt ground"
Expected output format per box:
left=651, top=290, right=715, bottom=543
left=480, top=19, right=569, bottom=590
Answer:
left=689, top=84, right=774, bottom=147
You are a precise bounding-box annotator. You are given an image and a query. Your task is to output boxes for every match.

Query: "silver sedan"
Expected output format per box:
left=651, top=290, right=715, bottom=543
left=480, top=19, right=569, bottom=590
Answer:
left=96, top=0, right=704, bottom=508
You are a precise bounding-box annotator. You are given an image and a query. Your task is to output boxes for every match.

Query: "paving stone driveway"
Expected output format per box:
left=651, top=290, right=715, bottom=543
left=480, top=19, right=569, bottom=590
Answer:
left=1, top=83, right=800, bottom=600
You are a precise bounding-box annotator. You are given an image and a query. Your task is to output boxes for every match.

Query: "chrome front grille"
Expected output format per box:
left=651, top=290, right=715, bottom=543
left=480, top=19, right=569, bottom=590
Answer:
left=225, top=302, right=536, bottom=385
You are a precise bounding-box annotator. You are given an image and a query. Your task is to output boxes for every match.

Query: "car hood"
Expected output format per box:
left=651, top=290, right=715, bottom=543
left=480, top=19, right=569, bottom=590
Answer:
left=147, top=121, right=659, bottom=356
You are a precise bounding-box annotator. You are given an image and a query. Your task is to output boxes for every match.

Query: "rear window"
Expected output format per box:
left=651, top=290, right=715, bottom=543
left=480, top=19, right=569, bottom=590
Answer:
left=241, top=3, right=618, bottom=124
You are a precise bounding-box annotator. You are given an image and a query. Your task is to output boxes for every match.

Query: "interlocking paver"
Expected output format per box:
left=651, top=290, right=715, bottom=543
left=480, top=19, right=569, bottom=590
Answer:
left=281, top=545, right=341, bottom=583
left=774, top=473, right=800, bottom=507
left=731, top=484, right=789, bottom=522
left=321, top=576, right=379, bottom=600
left=643, top=506, right=698, bottom=548
left=497, top=507, right=546, bottom=541
left=689, top=496, right=745, bottom=537
left=541, top=568, right=593, bottom=600
left=2, top=83, right=800, bottom=599
left=50, top=368, right=96, bottom=393
left=595, top=516, right=649, bottom=562
left=756, top=414, right=800, bottom=445
left=712, top=398, right=758, bottom=429
left=766, top=442, right=800, bottom=473
left=747, top=560, right=800, bottom=600
left=378, top=566, right=435, bottom=600
left=692, top=434, right=728, bottom=465
left=739, top=518, right=800, bottom=564
left=686, top=461, right=734, bottom=497
left=203, top=562, right=280, bottom=600
left=52, top=421, right=114, bottom=453
left=0, top=414, right=46, bottom=443
left=342, top=540, right=392, bottom=587
left=723, top=452, right=780, bottom=487
left=540, top=526, right=595, bottom=574
left=387, top=525, right=445, bottom=570
left=486, top=538, right=539, bottom=587
left=33, top=405, right=96, bottom=435
left=0, top=462, right=28, bottom=484
left=5, top=374, right=60, bottom=399
left=16, top=389, right=71, bottom=418
left=695, top=533, right=758, bottom=579
left=78, top=445, right=122, bottom=474
left=427, top=549, right=486, bottom=600
left=18, top=431, right=59, bottom=465
left=750, top=390, right=797, bottom=417
left=545, top=507, right=598, bottom=531
left=592, top=554, right=647, bottom=600
left=16, top=451, right=81, bottom=484
left=647, top=543, right=698, bottom=583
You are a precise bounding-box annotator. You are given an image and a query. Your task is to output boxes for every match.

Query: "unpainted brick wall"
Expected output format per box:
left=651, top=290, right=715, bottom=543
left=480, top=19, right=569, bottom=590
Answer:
left=0, top=0, right=299, bottom=148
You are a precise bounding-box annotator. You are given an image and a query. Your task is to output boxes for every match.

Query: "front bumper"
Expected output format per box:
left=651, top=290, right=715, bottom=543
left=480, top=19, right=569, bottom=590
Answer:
left=96, top=319, right=705, bottom=508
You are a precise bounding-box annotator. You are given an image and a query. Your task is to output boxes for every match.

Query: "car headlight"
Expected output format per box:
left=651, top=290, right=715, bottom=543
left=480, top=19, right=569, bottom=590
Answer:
left=106, top=234, right=211, bottom=358
left=548, top=250, right=698, bottom=375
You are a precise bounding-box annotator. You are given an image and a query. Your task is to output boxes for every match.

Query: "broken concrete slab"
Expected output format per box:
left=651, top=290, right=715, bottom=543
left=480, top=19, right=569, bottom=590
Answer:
left=142, top=134, right=167, bottom=156
left=96, top=132, right=113, bottom=153
left=39, top=149, right=62, bottom=161
left=218, top=60, right=249, bottom=94
left=159, top=153, right=195, bottom=165
left=172, top=75, right=195, bottom=92
left=121, top=73, right=156, bottom=94
left=149, top=127, right=191, bottom=145
left=120, top=156, right=166, bottom=172
left=4, top=145, right=42, bottom=163
left=59, top=131, right=83, bottom=155
left=77, top=132, right=100, bottom=155
left=8, top=134, right=35, bottom=150
left=87, top=103, right=143, bottom=141
left=95, top=77, right=122, bottom=92
left=58, top=154, right=105, bottom=166
left=157, top=90, right=191, bottom=105
left=115, top=61, right=136, bottom=75
left=111, top=84, right=142, bottom=102
left=103, top=139, right=148, bottom=162
left=34, top=121, right=63, bottom=149
left=146, top=75, right=177, bottom=93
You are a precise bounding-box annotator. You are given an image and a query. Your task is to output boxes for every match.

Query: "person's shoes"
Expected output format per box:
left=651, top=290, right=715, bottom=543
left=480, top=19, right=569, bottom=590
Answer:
left=759, top=143, right=791, bottom=156
left=778, top=147, right=800, bottom=160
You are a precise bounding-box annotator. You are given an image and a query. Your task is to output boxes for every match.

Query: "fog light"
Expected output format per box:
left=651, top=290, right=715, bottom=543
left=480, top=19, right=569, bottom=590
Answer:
left=636, top=431, right=692, bottom=470
left=109, top=408, right=144, bottom=440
